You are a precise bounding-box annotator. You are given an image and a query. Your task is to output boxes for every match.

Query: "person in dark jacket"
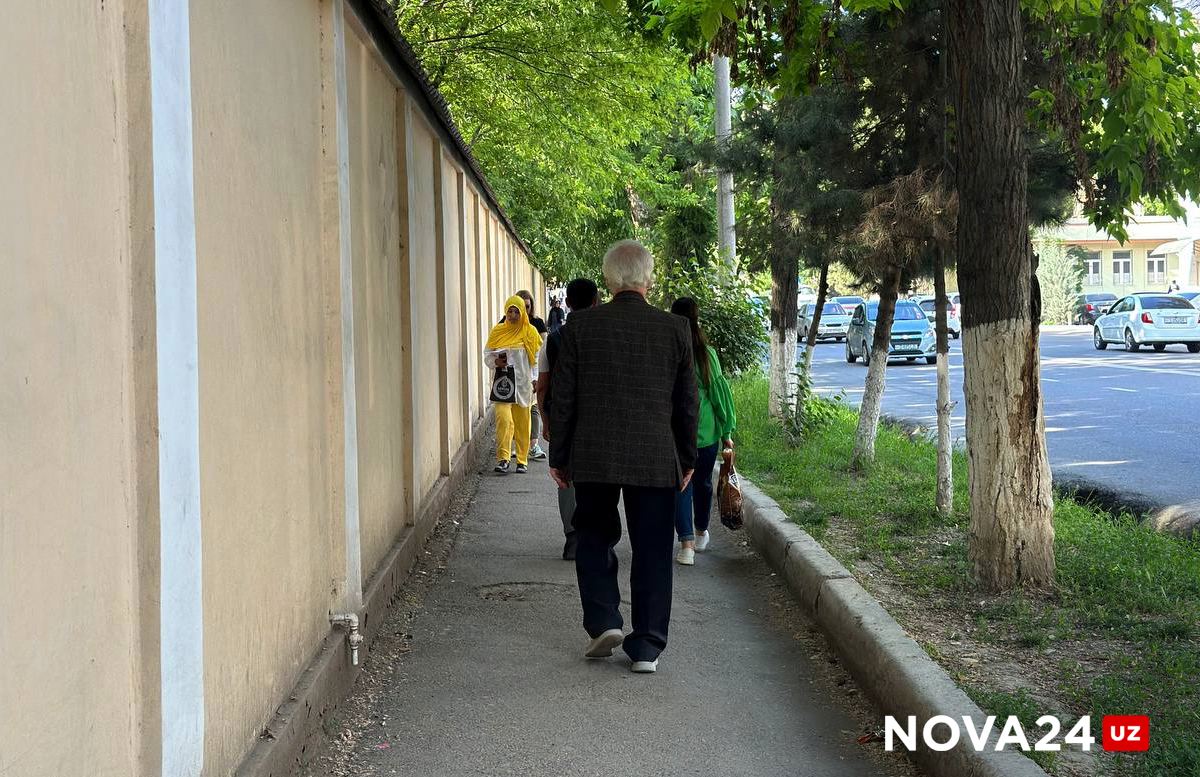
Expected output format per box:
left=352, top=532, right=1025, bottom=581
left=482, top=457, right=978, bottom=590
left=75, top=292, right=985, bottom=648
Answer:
left=549, top=240, right=699, bottom=674
left=547, top=297, right=566, bottom=333
left=536, top=278, right=600, bottom=560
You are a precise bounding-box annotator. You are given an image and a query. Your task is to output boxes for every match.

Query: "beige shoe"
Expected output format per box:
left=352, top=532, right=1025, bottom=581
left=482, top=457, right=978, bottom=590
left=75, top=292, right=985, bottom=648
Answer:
left=584, top=628, right=624, bottom=659
left=676, top=547, right=695, bottom=566
left=695, top=531, right=711, bottom=552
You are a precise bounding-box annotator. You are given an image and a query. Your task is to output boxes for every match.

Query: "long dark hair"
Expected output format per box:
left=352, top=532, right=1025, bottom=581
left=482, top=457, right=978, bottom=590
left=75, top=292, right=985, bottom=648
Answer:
left=671, top=297, right=712, bottom=387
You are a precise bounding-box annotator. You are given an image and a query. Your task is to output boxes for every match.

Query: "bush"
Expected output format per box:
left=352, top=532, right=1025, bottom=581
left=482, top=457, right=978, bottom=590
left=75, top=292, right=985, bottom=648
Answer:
left=1033, top=232, right=1083, bottom=325
left=654, top=260, right=767, bottom=374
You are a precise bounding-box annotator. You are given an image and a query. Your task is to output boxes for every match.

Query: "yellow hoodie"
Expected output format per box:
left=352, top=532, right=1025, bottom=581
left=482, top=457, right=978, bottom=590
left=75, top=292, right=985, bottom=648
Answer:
left=486, top=294, right=542, bottom=368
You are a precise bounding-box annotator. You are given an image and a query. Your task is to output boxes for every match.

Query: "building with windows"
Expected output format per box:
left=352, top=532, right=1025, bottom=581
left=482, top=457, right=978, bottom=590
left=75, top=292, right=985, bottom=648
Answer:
left=1056, top=213, right=1199, bottom=294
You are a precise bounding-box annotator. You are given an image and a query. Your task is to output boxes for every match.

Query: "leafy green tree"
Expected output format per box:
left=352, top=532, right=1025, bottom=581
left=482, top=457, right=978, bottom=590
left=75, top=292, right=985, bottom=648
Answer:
left=396, top=0, right=696, bottom=281
left=654, top=0, right=1200, bottom=592
left=654, top=260, right=766, bottom=373
left=1033, top=233, right=1084, bottom=326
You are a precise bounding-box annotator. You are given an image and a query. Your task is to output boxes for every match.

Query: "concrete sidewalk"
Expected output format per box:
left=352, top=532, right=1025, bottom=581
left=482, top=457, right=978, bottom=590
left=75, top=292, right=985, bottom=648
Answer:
left=300, top=459, right=919, bottom=777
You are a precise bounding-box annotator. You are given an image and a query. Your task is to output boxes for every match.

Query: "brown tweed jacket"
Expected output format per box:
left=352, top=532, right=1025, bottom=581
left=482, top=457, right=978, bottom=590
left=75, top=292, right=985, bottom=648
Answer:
left=548, top=291, right=699, bottom=488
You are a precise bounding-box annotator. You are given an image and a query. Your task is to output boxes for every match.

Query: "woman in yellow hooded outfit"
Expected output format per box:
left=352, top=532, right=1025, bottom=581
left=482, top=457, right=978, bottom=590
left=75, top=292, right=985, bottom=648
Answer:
left=485, top=295, right=543, bottom=473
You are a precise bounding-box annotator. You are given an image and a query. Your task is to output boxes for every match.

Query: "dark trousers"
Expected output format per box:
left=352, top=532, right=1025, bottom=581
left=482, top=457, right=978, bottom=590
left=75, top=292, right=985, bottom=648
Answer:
left=573, top=482, right=676, bottom=662
left=674, top=443, right=721, bottom=540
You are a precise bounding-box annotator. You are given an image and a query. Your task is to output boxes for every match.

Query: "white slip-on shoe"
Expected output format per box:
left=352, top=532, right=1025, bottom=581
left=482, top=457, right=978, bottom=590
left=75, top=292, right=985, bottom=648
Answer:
left=584, top=628, right=625, bottom=659
left=676, top=547, right=695, bottom=566
left=695, top=531, right=711, bottom=552
left=631, top=660, right=659, bottom=674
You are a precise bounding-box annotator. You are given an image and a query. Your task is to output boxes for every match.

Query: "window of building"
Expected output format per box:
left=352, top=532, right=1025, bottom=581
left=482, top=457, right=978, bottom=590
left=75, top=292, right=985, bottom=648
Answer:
left=1112, top=251, right=1132, bottom=285
left=1084, top=251, right=1102, bottom=285
left=1147, top=256, right=1166, bottom=285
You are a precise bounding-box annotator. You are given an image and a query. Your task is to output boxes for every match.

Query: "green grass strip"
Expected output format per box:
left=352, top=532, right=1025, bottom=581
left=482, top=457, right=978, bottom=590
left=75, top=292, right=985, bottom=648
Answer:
left=732, top=374, right=1200, bottom=776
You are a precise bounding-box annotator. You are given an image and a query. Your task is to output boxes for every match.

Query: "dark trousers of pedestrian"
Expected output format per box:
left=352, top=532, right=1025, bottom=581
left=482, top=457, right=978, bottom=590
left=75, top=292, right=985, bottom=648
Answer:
left=573, top=482, right=676, bottom=662
left=674, top=443, right=721, bottom=541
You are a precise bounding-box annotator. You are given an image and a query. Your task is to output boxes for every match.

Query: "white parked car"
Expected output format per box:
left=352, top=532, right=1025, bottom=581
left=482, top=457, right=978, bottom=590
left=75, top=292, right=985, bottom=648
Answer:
left=913, top=295, right=962, bottom=338
left=1093, top=294, right=1200, bottom=353
left=798, top=301, right=851, bottom=342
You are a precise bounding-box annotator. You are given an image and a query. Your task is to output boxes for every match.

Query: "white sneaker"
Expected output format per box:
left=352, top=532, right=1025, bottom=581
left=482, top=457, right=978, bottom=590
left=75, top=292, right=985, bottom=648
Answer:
left=676, top=547, right=695, bottom=566
left=631, top=660, right=659, bottom=674
left=584, top=628, right=624, bottom=659
left=695, top=531, right=711, bottom=552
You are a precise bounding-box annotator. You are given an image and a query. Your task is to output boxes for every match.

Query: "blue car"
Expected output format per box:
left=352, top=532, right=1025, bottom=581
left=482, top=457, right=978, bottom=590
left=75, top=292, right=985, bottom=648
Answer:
left=845, top=301, right=937, bottom=365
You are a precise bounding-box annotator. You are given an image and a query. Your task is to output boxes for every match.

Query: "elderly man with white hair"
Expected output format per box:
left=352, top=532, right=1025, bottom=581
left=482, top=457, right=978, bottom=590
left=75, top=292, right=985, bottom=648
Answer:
left=548, top=239, right=699, bottom=673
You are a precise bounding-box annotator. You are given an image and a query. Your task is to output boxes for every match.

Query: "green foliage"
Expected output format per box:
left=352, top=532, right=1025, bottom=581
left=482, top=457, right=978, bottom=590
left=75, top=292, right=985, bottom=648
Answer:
left=654, top=261, right=766, bottom=374
left=731, top=373, right=1200, bottom=776
left=659, top=202, right=718, bottom=266
left=656, top=0, right=1200, bottom=242
left=396, top=0, right=697, bottom=282
left=1026, top=1, right=1200, bottom=239
left=1033, top=232, right=1084, bottom=325
left=782, top=366, right=845, bottom=444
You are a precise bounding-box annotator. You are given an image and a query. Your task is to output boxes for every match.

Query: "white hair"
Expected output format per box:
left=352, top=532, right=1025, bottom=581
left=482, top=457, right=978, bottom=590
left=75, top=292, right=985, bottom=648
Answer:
left=602, top=240, right=655, bottom=291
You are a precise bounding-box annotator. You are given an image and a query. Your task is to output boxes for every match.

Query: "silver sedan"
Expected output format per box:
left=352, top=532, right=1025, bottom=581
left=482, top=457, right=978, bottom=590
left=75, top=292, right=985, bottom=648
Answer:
left=799, top=302, right=852, bottom=342
left=1094, top=293, right=1200, bottom=353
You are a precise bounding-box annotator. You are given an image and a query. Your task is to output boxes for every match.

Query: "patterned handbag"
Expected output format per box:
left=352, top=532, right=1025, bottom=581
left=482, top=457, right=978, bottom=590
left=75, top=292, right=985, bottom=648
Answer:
left=489, top=362, right=517, bottom=403
left=716, top=447, right=743, bottom=531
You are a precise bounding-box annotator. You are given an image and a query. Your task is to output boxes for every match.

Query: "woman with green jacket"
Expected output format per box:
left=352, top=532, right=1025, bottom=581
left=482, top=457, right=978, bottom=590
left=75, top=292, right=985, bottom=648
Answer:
left=670, top=297, right=736, bottom=566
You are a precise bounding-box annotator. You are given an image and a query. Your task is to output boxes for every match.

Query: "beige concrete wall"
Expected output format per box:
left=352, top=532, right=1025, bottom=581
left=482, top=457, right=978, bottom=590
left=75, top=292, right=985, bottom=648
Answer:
left=405, top=109, right=446, bottom=500
left=464, top=188, right=483, bottom=422
left=188, top=1, right=338, bottom=772
left=1, top=2, right=541, bottom=774
left=440, top=156, right=467, bottom=453
left=491, top=215, right=502, bottom=316
left=0, top=3, right=151, bottom=776
left=345, top=27, right=409, bottom=578
left=463, top=187, right=477, bottom=422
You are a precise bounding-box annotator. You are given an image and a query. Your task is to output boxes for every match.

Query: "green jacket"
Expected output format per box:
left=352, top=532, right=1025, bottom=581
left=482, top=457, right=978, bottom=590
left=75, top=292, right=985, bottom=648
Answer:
left=696, top=345, right=736, bottom=448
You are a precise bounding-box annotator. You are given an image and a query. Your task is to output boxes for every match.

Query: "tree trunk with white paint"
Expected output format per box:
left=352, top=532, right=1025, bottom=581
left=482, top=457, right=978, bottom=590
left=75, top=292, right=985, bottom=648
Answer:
left=769, top=322, right=798, bottom=418
left=852, top=266, right=901, bottom=468
left=950, top=0, right=1055, bottom=590
left=934, top=250, right=954, bottom=518
left=768, top=118, right=799, bottom=418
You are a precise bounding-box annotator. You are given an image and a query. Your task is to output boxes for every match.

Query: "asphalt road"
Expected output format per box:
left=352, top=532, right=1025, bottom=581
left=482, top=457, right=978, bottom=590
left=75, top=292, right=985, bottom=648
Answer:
left=804, top=326, right=1200, bottom=508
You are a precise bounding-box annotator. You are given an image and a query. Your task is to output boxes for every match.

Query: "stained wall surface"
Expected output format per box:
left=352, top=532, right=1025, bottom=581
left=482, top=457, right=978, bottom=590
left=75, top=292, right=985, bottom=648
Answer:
left=0, top=3, right=146, bottom=775
left=189, top=1, right=340, bottom=770
left=346, top=25, right=409, bottom=579
left=0, top=2, right=539, bottom=775
left=405, top=113, right=446, bottom=499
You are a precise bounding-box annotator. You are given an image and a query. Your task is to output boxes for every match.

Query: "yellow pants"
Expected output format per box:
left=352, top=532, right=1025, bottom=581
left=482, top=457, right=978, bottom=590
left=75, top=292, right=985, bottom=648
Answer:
left=495, top=403, right=531, bottom=466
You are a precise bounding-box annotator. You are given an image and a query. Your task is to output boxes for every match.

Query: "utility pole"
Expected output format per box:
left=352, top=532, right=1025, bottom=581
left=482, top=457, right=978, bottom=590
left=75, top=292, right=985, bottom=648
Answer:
left=714, top=54, right=737, bottom=268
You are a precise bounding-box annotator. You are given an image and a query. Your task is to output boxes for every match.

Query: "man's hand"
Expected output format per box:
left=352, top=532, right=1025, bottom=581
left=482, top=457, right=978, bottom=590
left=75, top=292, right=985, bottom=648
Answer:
left=680, top=469, right=694, bottom=492
left=549, top=468, right=570, bottom=490
left=722, top=439, right=734, bottom=450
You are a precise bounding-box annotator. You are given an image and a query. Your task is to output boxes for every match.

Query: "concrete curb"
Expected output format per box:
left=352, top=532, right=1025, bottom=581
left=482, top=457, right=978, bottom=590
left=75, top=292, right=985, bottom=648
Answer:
left=740, top=478, right=1050, bottom=777
left=234, top=409, right=495, bottom=777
